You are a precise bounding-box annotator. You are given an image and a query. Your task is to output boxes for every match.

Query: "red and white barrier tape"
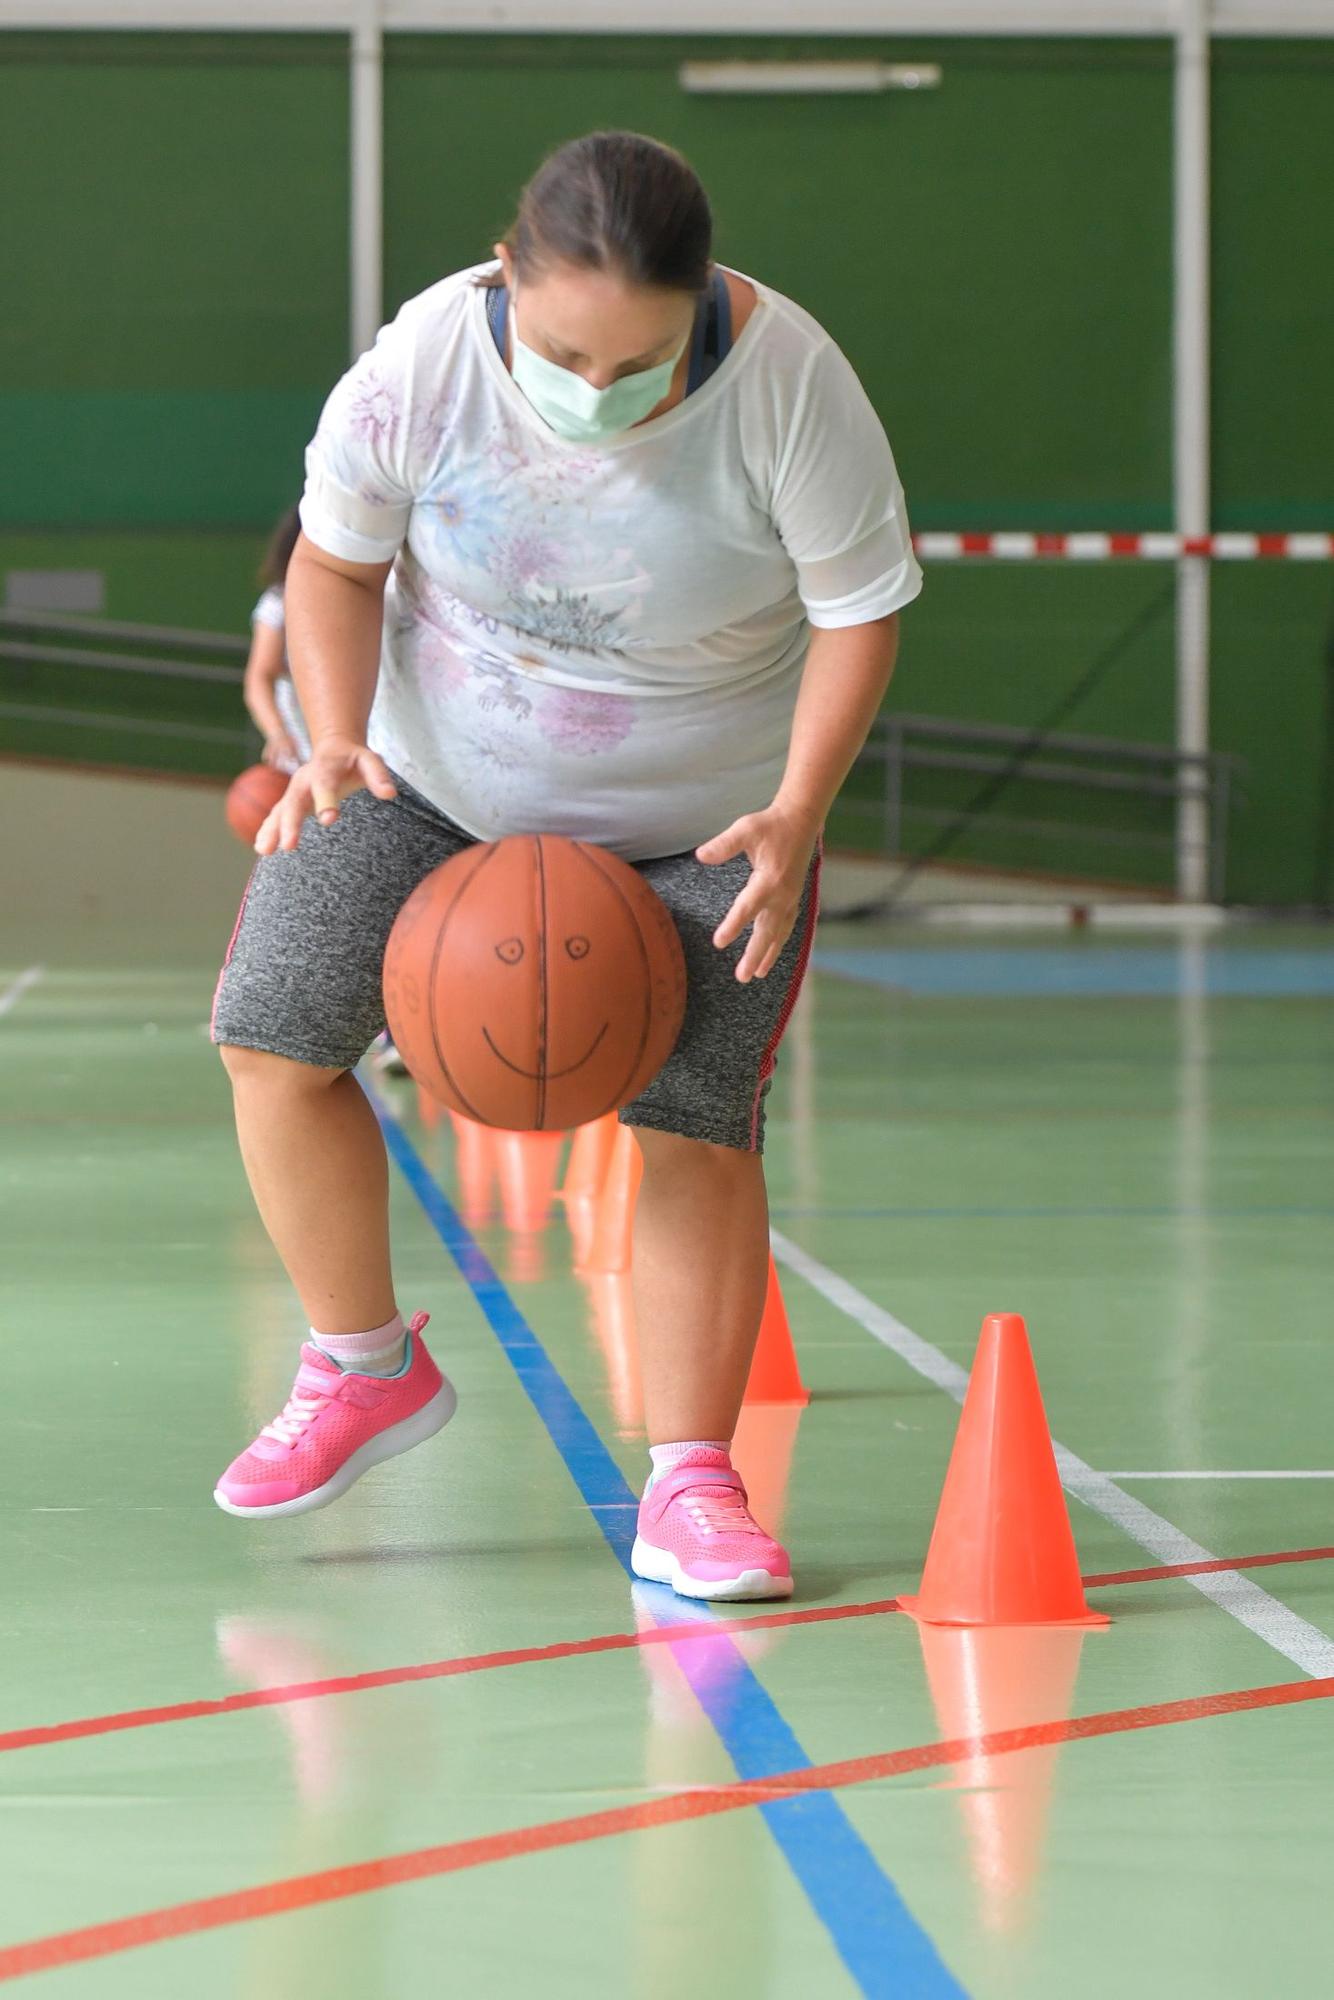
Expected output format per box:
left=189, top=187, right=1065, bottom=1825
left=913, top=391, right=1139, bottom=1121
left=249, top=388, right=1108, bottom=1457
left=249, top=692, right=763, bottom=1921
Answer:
left=912, top=531, right=1334, bottom=561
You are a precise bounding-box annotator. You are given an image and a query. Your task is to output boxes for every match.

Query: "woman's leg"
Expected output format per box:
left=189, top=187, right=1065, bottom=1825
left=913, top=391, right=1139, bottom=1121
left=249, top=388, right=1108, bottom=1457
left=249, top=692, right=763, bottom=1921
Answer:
left=213, top=1044, right=457, bottom=1519
left=625, top=842, right=820, bottom=1447
left=211, top=786, right=470, bottom=1325
left=220, top=1047, right=395, bottom=1335
left=209, top=788, right=473, bottom=1517
left=628, top=1128, right=790, bottom=1599
left=619, top=846, right=817, bottom=1596
left=632, top=1129, right=769, bottom=1443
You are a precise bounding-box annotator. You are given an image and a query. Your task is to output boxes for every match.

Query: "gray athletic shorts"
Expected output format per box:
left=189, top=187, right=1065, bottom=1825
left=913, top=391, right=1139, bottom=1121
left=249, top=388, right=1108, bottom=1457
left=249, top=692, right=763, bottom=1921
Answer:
left=211, top=778, right=818, bottom=1153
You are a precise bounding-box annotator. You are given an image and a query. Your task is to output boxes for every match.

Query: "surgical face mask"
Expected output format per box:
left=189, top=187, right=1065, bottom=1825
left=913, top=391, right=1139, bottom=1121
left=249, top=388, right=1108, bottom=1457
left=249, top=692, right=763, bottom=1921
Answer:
left=510, top=310, right=688, bottom=444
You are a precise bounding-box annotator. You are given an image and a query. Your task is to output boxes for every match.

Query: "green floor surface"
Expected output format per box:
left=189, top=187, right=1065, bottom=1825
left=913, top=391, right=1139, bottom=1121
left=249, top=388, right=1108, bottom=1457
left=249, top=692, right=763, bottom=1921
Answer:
left=2, top=928, right=1333, bottom=1997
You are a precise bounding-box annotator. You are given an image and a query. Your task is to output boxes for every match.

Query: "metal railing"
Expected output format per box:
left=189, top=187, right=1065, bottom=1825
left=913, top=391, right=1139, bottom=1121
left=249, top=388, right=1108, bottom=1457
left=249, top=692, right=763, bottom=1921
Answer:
left=851, top=713, right=1244, bottom=904
left=1, top=612, right=1245, bottom=899
left=0, top=608, right=252, bottom=757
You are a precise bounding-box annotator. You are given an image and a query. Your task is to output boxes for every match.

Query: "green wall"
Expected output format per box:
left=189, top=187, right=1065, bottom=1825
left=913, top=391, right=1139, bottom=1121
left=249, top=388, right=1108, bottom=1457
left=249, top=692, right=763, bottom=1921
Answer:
left=386, top=35, right=1174, bottom=531
left=0, top=531, right=265, bottom=780
left=1206, top=39, right=1334, bottom=905
left=1, top=31, right=1330, bottom=900
left=1212, top=39, right=1334, bottom=532
left=0, top=34, right=347, bottom=529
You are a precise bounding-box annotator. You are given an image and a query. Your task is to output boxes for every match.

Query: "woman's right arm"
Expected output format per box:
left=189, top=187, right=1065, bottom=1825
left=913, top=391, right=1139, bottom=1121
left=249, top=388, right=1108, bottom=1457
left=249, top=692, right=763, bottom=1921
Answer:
left=254, top=533, right=399, bottom=855
left=257, top=295, right=424, bottom=852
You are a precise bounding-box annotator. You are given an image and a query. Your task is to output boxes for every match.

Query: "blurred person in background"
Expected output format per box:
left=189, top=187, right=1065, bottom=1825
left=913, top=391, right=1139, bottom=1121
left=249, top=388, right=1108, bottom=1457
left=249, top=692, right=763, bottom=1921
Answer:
left=243, top=504, right=311, bottom=772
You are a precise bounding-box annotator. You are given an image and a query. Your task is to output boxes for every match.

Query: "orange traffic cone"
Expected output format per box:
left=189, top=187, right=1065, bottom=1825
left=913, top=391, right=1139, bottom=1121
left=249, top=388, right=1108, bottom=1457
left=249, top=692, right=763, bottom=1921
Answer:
left=585, top=1124, right=642, bottom=1273
left=447, top=1110, right=497, bottom=1228
left=912, top=1621, right=1090, bottom=1933
left=742, top=1256, right=809, bottom=1405
left=897, top=1314, right=1108, bottom=1627
left=496, top=1128, right=566, bottom=1234
left=563, top=1113, right=619, bottom=1266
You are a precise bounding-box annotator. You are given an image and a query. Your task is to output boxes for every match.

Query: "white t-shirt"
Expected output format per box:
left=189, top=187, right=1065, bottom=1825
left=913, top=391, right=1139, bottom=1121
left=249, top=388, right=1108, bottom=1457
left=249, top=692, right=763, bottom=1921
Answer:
left=251, top=585, right=286, bottom=635
left=299, top=263, right=922, bottom=860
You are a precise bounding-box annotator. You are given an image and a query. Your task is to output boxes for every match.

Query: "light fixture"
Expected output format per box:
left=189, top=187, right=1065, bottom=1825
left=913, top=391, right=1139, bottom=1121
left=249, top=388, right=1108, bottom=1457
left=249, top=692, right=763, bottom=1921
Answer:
left=679, top=61, right=942, bottom=96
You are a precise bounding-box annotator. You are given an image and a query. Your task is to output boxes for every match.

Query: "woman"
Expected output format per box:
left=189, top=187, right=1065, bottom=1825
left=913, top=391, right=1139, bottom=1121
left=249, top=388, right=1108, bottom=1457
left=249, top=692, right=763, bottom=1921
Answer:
left=241, top=505, right=312, bottom=772
left=211, top=132, right=921, bottom=1602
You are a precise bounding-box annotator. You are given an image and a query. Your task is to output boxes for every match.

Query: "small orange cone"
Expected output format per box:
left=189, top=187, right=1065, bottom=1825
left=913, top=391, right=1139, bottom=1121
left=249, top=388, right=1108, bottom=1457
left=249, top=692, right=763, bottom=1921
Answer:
left=447, top=1110, right=497, bottom=1228
left=496, top=1129, right=566, bottom=1234
left=898, top=1314, right=1108, bottom=1628
left=564, top=1114, right=619, bottom=1265
left=742, top=1256, right=809, bottom=1406
left=584, top=1124, right=642, bottom=1274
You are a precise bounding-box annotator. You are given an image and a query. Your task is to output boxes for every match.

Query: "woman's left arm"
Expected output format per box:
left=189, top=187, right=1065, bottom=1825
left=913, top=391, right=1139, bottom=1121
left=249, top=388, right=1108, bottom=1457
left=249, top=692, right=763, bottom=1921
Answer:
left=698, top=613, right=900, bottom=983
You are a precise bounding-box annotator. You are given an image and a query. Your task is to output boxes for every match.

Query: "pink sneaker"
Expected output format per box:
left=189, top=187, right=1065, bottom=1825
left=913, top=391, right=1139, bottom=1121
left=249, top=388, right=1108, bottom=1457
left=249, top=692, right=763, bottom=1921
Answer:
left=213, top=1312, right=456, bottom=1519
left=631, top=1449, right=793, bottom=1601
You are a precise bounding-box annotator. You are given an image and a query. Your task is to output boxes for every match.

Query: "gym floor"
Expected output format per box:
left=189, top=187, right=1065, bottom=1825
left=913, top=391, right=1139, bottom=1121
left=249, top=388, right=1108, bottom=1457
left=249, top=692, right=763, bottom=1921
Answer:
left=3, top=920, right=1333, bottom=1997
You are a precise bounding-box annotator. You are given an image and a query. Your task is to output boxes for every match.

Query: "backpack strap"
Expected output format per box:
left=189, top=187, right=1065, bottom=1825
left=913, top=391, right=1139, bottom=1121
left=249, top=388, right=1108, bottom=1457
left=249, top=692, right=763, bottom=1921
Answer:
left=485, top=280, right=509, bottom=355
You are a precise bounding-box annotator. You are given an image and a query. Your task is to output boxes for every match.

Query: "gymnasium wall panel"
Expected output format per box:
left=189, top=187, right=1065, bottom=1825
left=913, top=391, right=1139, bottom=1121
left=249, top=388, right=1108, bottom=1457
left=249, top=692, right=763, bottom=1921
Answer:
left=1211, top=39, right=1334, bottom=531
left=384, top=34, right=1175, bottom=532
left=1209, top=569, right=1333, bottom=907
left=1210, top=41, right=1334, bottom=902
left=0, top=33, right=348, bottom=529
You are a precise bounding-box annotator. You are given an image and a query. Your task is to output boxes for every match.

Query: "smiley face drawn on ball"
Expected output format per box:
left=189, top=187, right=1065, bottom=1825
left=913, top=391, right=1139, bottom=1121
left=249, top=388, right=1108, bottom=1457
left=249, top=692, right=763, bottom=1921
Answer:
left=481, top=931, right=610, bottom=1080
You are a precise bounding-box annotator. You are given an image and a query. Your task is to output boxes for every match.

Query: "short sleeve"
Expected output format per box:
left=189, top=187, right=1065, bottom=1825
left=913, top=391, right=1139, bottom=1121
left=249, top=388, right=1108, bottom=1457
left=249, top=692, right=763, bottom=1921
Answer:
left=299, top=312, right=418, bottom=565
left=250, top=586, right=285, bottom=631
left=771, top=340, right=923, bottom=629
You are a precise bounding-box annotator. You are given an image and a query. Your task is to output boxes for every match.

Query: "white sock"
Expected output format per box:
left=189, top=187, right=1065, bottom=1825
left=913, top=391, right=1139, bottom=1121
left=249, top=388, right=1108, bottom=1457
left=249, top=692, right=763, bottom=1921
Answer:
left=311, top=1311, right=408, bottom=1378
left=646, top=1439, right=731, bottom=1491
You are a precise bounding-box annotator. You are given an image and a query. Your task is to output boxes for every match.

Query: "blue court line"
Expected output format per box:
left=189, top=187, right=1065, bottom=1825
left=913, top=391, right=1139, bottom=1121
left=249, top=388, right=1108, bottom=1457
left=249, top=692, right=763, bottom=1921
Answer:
left=375, top=1100, right=967, bottom=2000
left=816, top=945, right=1334, bottom=1000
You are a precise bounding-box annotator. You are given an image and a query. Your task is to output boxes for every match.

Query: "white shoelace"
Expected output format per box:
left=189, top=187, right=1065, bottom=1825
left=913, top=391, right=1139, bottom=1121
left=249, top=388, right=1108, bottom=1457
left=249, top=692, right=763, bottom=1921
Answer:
left=682, top=1490, right=757, bottom=1539
left=260, top=1387, right=330, bottom=1449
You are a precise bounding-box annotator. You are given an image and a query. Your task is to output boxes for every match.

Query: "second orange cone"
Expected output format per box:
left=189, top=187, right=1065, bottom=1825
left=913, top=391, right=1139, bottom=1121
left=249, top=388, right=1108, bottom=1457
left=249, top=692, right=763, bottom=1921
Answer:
left=742, top=1256, right=809, bottom=1406
left=898, top=1313, right=1107, bottom=1628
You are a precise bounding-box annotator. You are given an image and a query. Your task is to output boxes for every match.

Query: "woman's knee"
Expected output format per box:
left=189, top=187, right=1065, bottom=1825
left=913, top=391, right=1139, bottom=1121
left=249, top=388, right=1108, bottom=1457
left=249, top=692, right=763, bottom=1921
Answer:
left=217, top=1042, right=343, bottom=1093
left=635, top=1126, right=760, bottom=1181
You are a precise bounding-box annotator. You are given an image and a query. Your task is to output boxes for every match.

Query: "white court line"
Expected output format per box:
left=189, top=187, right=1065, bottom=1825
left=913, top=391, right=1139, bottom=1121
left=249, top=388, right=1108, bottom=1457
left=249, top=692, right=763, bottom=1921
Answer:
left=770, top=1228, right=1334, bottom=1680
left=0, top=966, right=43, bottom=1020
left=1105, top=1471, right=1334, bottom=1481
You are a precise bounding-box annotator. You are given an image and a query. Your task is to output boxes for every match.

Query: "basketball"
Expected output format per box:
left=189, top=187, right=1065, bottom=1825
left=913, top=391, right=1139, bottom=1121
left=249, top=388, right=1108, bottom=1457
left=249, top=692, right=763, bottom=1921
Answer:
left=225, top=764, right=289, bottom=845
left=383, top=834, right=687, bottom=1131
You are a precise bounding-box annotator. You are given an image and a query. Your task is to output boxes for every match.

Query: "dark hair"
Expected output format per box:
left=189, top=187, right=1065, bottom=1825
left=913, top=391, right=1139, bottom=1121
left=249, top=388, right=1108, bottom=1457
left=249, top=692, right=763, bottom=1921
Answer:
left=258, top=504, right=302, bottom=589
left=481, top=131, right=713, bottom=296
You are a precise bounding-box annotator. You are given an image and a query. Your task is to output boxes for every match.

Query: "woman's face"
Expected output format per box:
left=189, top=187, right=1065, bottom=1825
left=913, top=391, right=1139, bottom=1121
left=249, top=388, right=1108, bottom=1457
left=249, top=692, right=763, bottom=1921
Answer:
left=496, top=247, right=697, bottom=392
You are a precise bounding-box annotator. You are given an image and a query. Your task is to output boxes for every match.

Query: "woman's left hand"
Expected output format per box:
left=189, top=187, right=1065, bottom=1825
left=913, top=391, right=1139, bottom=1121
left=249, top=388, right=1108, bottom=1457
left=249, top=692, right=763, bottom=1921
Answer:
left=697, top=804, right=818, bottom=984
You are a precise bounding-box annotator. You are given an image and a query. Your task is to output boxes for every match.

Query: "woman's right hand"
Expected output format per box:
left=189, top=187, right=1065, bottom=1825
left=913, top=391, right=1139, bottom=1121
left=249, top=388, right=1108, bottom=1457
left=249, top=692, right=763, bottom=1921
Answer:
left=254, top=736, right=398, bottom=855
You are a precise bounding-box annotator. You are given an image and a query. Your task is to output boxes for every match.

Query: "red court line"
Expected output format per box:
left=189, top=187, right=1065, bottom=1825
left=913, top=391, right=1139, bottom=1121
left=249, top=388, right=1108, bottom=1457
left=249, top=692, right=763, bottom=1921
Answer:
left=1083, top=1545, right=1334, bottom=1590
left=6, top=1546, right=1334, bottom=1761
left=0, top=1599, right=901, bottom=1757
left=3, top=1671, right=1332, bottom=1982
